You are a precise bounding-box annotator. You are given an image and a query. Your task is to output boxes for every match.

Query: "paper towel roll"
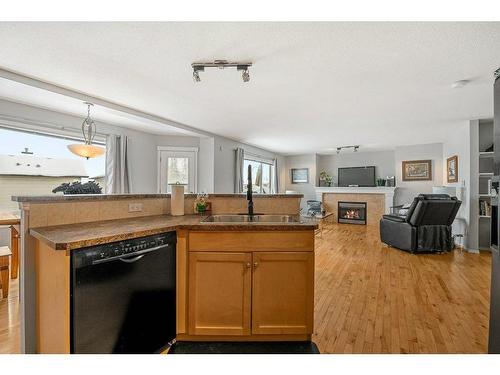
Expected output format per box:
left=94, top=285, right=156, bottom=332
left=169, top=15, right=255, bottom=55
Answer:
left=171, top=184, right=185, bottom=216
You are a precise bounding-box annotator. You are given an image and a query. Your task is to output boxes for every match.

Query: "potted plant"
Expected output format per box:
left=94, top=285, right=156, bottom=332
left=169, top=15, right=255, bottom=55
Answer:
left=194, top=193, right=210, bottom=214
left=319, top=171, right=333, bottom=187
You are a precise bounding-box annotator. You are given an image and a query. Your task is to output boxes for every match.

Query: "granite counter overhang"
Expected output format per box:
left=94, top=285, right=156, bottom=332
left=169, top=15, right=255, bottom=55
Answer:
left=30, top=214, right=318, bottom=251
left=12, top=193, right=303, bottom=203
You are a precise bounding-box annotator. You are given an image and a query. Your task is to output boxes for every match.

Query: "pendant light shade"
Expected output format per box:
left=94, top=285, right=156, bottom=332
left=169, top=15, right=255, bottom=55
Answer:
left=67, top=144, right=106, bottom=159
left=67, top=102, right=105, bottom=159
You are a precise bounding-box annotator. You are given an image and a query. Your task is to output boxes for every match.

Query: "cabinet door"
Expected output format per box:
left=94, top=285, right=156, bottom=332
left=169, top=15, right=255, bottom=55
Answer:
left=252, top=252, right=314, bottom=335
left=188, top=252, right=252, bottom=335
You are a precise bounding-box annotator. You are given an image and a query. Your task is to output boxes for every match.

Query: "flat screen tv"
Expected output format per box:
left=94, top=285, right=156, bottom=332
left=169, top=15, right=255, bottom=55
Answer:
left=338, top=166, right=376, bottom=187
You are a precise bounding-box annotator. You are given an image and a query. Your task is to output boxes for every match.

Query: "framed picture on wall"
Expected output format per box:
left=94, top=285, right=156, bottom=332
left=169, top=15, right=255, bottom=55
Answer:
left=447, top=155, right=458, bottom=183
left=291, top=168, right=309, bottom=183
left=402, top=159, right=432, bottom=181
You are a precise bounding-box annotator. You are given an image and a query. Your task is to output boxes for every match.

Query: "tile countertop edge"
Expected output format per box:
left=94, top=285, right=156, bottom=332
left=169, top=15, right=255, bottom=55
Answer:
left=12, top=193, right=304, bottom=202
left=29, top=215, right=318, bottom=251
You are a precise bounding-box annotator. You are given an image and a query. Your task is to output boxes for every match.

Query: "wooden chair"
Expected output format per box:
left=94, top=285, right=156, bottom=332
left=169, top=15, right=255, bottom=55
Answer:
left=9, top=225, right=20, bottom=279
left=0, top=246, right=12, bottom=299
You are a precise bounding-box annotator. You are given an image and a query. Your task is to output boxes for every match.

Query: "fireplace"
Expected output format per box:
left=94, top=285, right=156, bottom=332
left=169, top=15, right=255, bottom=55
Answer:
left=338, top=201, right=367, bottom=225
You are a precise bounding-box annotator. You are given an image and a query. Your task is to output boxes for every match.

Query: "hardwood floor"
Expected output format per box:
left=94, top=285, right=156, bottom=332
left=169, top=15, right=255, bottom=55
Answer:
left=313, top=223, right=491, bottom=353
left=0, top=277, right=20, bottom=354
left=0, top=223, right=492, bottom=354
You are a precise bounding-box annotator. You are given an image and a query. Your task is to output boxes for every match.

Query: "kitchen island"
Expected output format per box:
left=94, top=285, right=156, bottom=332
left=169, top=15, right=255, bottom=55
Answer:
left=12, top=194, right=316, bottom=353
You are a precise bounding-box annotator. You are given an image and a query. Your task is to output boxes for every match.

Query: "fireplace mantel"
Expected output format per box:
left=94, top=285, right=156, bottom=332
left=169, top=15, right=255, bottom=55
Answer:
left=315, top=186, right=397, bottom=215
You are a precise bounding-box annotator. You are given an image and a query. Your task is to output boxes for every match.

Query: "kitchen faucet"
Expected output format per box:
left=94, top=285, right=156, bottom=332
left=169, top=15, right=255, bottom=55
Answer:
left=247, top=164, right=254, bottom=216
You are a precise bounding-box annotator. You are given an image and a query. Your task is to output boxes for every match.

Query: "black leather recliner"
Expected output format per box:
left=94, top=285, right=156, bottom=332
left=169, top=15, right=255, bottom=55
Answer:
left=380, top=194, right=462, bottom=253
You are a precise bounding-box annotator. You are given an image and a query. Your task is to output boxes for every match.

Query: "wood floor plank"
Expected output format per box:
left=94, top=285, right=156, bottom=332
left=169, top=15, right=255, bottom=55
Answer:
left=0, top=223, right=491, bottom=354
left=312, top=223, right=491, bottom=354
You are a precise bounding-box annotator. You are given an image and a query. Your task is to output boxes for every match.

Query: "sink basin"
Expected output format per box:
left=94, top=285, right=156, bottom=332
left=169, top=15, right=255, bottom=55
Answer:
left=201, top=214, right=301, bottom=223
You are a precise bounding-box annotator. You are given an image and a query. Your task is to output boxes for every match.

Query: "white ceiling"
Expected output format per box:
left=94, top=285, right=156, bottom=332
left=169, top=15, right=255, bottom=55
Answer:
left=0, top=77, right=201, bottom=137
left=0, top=22, right=499, bottom=154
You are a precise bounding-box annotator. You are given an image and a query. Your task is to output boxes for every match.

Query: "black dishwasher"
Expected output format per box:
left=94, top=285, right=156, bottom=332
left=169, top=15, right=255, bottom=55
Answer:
left=71, top=232, right=176, bottom=354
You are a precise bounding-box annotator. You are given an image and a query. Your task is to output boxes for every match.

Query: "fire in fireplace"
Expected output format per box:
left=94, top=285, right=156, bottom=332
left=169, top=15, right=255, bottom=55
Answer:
left=338, top=201, right=367, bottom=225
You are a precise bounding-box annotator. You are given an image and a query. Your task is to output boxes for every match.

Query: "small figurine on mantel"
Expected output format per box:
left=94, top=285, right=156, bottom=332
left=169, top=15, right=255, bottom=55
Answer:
left=194, top=192, right=211, bottom=214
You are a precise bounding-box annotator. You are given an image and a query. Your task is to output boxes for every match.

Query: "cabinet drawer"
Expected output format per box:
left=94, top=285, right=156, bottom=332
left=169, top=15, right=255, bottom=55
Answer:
left=189, top=231, right=314, bottom=252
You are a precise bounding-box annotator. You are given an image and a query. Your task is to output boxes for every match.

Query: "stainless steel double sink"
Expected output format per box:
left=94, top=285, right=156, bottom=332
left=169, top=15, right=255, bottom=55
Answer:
left=201, top=214, right=301, bottom=223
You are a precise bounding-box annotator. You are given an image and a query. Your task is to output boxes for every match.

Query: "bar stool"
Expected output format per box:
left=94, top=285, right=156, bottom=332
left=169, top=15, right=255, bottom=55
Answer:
left=0, top=246, right=12, bottom=299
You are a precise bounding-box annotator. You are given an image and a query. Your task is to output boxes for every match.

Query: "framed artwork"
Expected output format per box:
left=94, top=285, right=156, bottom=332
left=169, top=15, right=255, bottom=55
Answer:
left=291, top=168, right=309, bottom=183
left=447, top=155, right=458, bottom=183
left=402, top=159, right=432, bottom=181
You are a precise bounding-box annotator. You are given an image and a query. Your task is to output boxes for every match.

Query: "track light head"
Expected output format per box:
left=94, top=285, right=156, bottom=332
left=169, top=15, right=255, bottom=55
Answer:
left=336, top=147, right=341, bottom=154
left=354, top=146, right=359, bottom=152
left=193, top=70, right=201, bottom=82
left=242, top=69, right=250, bottom=82
left=192, top=66, right=204, bottom=82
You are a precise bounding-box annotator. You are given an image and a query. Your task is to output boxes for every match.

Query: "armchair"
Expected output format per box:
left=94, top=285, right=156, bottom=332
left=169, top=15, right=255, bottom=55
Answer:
left=380, top=194, right=461, bottom=253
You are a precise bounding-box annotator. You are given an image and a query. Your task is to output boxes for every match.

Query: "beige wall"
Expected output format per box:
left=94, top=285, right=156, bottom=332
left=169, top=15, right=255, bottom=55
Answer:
left=25, top=196, right=302, bottom=228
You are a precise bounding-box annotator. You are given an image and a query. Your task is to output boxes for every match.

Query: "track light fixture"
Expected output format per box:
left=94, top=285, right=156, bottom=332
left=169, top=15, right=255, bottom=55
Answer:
left=191, top=60, right=252, bottom=82
left=335, top=145, right=361, bottom=154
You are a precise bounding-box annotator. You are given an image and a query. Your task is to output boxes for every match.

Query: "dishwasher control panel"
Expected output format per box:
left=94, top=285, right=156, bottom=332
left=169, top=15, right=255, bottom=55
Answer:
left=72, top=231, right=176, bottom=268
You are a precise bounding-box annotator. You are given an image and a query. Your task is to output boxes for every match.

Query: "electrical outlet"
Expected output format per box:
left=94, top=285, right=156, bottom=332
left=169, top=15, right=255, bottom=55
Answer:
left=128, top=203, right=143, bottom=212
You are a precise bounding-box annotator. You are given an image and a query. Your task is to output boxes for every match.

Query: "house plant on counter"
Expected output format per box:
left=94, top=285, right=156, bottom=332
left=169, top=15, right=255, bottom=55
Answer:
left=319, top=171, right=333, bottom=187
left=194, top=193, right=211, bottom=214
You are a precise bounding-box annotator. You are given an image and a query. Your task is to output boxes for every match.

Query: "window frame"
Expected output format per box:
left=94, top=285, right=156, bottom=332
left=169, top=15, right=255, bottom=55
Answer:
left=243, top=153, right=276, bottom=194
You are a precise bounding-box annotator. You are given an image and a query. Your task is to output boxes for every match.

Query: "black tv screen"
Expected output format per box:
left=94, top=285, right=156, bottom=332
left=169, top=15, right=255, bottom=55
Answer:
left=338, top=166, right=376, bottom=187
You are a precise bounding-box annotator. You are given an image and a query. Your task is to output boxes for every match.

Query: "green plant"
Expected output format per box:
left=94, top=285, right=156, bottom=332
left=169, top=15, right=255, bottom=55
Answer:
left=319, top=171, right=333, bottom=186
left=195, top=192, right=209, bottom=213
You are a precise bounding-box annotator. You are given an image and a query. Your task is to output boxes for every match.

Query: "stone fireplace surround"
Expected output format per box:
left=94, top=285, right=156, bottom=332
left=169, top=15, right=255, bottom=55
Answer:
left=315, top=187, right=397, bottom=226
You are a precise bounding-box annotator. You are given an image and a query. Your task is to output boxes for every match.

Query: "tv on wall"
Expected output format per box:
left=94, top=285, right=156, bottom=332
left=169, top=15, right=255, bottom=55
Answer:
left=338, top=166, right=376, bottom=187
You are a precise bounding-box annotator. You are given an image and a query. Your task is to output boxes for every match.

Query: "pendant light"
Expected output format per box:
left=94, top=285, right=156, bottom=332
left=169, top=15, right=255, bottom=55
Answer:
left=67, top=102, right=105, bottom=159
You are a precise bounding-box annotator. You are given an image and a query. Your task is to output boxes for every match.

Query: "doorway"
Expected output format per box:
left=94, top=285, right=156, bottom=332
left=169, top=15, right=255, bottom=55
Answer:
left=157, top=146, right=198, bottom=193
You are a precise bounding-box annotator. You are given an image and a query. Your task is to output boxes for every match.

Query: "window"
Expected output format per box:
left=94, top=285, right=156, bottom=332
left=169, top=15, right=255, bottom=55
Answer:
left=158, top=147, right=198, bottom=194
left=0, top=127, right=106, bottom=210
left=243, top=157, right=275, bottom=194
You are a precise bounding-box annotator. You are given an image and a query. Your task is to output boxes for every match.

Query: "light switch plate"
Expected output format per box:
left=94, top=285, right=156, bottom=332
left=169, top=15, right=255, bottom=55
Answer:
left=128, top=203, right=143, bottom=212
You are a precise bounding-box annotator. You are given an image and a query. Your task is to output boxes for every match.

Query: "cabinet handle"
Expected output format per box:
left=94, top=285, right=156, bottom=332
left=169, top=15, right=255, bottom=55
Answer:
left=253, top=262, right=259, bottom=268
left=245, top=262, right=251, bottom=268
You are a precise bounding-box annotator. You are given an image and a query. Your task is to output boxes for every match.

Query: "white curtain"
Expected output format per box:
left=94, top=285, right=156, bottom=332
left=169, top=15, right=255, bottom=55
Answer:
left=273, top=157, right=279, bottom=194
left=235, top=147, right=245, bottom=193
left=106, top=134, right=131, bottom=194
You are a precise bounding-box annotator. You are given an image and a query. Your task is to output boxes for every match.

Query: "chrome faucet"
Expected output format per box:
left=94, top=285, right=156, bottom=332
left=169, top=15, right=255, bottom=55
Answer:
left=247, top=164, right=254, bottom=216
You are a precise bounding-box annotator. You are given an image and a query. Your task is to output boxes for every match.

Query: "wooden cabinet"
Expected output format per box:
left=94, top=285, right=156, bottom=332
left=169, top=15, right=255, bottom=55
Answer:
left=182, top=232, right=315, bottom=341
left=188, top=252, right=252, bottom=335
left=251, top=252, right=314, bottom=335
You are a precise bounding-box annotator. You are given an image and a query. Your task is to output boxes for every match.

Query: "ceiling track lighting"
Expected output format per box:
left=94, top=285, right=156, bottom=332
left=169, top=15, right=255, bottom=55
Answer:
left=67, top=102, right=105, bottom=159
left=335, top=145, right=360, bottom=154
left=191, top=60, right=252, bottom=83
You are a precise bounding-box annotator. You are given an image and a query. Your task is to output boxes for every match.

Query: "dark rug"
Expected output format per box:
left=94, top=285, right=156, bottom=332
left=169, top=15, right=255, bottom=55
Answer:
left=168, top=341, right=320, bottom=354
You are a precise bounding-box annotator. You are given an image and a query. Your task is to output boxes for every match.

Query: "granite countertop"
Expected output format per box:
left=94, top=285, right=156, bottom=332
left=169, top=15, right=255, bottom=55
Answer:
left=30, top=214, right=318, bottom=251
left=12, top=193, right=303, bottom=203
left=0, top=211, right=21, bottom=226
